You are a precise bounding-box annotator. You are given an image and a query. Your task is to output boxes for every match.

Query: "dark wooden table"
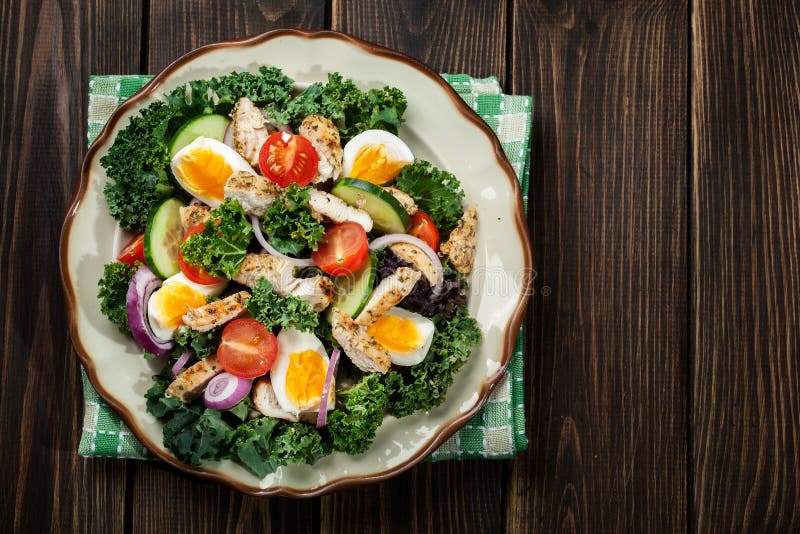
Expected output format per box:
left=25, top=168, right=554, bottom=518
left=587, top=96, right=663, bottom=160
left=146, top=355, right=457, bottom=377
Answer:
left=2, top=1, right=799, bottom=532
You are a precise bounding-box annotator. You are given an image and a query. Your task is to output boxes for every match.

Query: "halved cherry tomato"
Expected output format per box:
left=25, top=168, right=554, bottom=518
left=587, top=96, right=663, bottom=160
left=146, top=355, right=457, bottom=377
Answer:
left=117, top=233, right=146, bottom=266
left=409, top=211, right=440, bottom=251
left=312, top=222, right=369, bottom=276
left=177, top=224, right=226, bottom=285
left=217, top=319, right=278, bottom=378
left=258, top=131, right=319, bottom=187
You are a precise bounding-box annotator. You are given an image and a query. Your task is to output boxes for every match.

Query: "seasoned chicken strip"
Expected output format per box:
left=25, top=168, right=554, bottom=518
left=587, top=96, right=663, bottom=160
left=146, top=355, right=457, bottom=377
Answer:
left=298, top=115, right=343, bottom=183
left=182, top=291, right=250, bottom=332
left=231, top=97, right=273, bottom=167
left=440, top=206, right=478, bottom=275
left=383, top=186, right=418, bottom=215
left=331, top=308, right=391, bottom=374
left=355, top=267, right=422, bottom=326
left=252, top=378, right=299, bottom=422
left=233, top=253, right=335, bottom=312
left=166, top=355, right=224, bottom=402
left=389, top=243, right=442, bottom=286
left=224, top=171, right=283, bottom=218
left=308, top=189, right=373, bottom=232
left=179, top=205, right=211, bottom=231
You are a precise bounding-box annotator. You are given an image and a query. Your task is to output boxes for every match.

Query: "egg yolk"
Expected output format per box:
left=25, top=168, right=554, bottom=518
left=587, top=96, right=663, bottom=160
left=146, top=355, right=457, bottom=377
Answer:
left=174, top=146, right=232, bottom=202
left=367, top=315, right=424, bottom=353
left=285, top=350, right=327, bottom=409
left=150, top=282, right=207, bottom=328
left=350, top=144, right=408, bottom=185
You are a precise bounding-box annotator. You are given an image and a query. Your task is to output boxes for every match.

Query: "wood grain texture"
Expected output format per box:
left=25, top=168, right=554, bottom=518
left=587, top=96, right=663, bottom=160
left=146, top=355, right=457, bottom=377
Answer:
left=506, top=1, right=689, bottom=532
left=147, top=0, right=326, bottom=73
left=692, top=1, right=800, bottom=532
left=0, top=0, right=141, bottom=532
left=332, top=0, right=508, bottom=82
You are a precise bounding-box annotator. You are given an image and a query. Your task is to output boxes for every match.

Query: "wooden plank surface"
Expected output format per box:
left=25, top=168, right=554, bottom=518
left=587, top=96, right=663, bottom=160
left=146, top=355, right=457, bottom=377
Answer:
left=692, top=1, right=800, bottom=531
left=506, top=2, right=690, bottom=532
left=0, top=1, right=141, bottom=533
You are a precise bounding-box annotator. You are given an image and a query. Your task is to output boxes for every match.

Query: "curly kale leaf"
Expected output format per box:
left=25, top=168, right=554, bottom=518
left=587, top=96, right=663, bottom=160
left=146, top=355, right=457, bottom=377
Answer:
left=97, top=261, right=137, bottom=333
left=327, top=374, right=388, bottom=455
left=395, top=161, right=465, bottom=233
left=262, top=184, right=324, bottom=256
left=280, top=73, right=407, bottom=142
left=179, top=200, right=252, bottom=279
left=246, top=278, right=318, bottom=333
left=173, top=327, right=220, bottom=360
left=166, top=66, right=295, bottom=118
left=384, top=308, right=481, bottom=417
left=232, top=419, right=331, bottom=478
left=100, top=102, right=176, bottom=231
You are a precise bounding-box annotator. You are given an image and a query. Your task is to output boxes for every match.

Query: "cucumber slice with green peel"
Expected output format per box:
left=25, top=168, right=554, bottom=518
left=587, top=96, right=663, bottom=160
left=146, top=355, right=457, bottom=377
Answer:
left=168, top=114, right=230, bottom=159
left=331, top=178, right=411, bottom=234
left=326, top=251, right=377, bottom=322
left=144, top=198, right=186, bottom=279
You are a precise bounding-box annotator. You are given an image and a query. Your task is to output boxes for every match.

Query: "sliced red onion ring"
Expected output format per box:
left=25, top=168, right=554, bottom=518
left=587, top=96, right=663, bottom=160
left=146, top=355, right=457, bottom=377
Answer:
left=126, top=266, right=175, bottom=356
left=368, top=234, right=444, bottom=282
left=316, top=348, right=341, bottom=428
left=250, top=216, right=316, bottom=267
left=171, top=350, right=193, bottom=377
left=204, top=372, right=252, bottom=410
left=222, top=123, right=234, bottom=147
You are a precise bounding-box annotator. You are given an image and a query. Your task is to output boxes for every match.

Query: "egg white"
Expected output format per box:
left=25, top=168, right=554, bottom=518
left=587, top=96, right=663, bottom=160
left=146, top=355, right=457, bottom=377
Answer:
left=271, top=328, right=335, bottom=417
left=371, top=307, right=435, bottom=367
left=342, top=129, right=414, bottom=178
left=146, top=272, right=228, bottom=341
left=169, top=137, right=255, bottom=207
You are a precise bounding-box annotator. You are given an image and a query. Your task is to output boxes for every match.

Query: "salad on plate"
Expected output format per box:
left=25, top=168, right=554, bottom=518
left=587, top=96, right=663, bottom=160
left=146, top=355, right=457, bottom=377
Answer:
left=96, top=66, right=481, bottom=478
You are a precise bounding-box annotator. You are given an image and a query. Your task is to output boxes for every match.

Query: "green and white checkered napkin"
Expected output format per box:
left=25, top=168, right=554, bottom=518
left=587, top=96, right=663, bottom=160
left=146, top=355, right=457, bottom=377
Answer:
left=80, top=73, right=531, bottom=461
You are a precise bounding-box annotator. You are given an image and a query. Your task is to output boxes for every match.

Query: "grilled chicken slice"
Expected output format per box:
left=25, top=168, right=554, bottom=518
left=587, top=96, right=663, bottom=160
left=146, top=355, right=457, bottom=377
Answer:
left=355, top=267, right=422, bottom=326
left=383, top=186, right=418, bottom=215
left=231, top=97, right=273, bottom=168
left=440, top=206, right=478, bottom=275
left=166, top=355, right=224, bottom=402
left=389, top=243, right=442, bottom=286
left=182, top=291, right=250, bottom=332
left=252, top=378, right=299, bottom=422
left=308, top=189, right=373, bottom=232
left=331, top=308, right=391, bottom=374
left=179, top=205, right=211, bottom=231
left=233, top=253, right=335, bottom=312
left=298, top=115, right=343, bottom=183
left=224, top=171, right=283, bottom=218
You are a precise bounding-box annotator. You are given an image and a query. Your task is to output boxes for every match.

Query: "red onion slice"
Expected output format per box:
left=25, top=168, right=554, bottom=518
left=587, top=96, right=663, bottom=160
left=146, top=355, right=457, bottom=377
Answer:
left=250, top=216, right=316, bottom=267
left=368, top=234, right=444, bottom=284
left=126, top=266, right=175, bottom=356
left=316, top=348, right=341, bottom=428
left=171, top=350, right=193, bottom=377
left=203, top=372, right=252, bottom=410
left=222, top=123, right=234, bottom=147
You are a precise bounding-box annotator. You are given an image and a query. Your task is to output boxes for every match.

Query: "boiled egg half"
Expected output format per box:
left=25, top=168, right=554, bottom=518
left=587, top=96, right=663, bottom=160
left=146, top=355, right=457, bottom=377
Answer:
left=366, top=307, right=435, bottom=366
left=271, top=328, right=335, bottom=418
left=342, top=130, right=414, bottom=184
left=170, top=137, right=254, bottom=207
left=147, top=272, right=227, bottom=341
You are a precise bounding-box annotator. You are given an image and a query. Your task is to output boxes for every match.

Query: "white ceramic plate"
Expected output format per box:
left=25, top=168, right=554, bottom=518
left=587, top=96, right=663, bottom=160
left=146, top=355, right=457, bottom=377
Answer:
left=61, top=29, right=532, bottom=496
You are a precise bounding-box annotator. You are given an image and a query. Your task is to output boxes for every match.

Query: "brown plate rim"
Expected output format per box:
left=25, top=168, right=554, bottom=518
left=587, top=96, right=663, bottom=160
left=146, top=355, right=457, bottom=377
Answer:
left=59, top=28, right=532, bottom=497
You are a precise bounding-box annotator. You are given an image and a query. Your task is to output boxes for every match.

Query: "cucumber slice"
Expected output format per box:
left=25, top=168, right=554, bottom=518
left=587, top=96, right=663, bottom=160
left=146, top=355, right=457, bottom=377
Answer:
left=168, top=114, right=230, bottom=159
left=326, top=251, right=377, bottom=322
left=144, top=198, right=186, bottom=279
left=331, top=178, right=412, bottom=234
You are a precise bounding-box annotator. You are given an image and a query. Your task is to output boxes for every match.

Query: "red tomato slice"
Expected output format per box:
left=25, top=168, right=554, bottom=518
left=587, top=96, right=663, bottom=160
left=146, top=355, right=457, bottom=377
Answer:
left=117, top=233, right=146, bottom=266
left=409, top=211, right=440, bottom=251
left=312, top=222, right=369, bottom=276
left=217, top=319, right=278, bottom=378
left=178, top=224, right=226, bottom=285
left=258, top=132, right=319, bottom=187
